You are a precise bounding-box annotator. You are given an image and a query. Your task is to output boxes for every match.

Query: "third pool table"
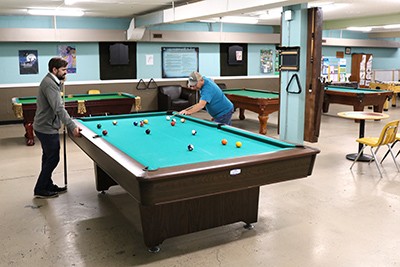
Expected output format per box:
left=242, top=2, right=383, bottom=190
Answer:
left=223, top=88, right=279, bottom=135
left=323, top=86, right=392, bottom=114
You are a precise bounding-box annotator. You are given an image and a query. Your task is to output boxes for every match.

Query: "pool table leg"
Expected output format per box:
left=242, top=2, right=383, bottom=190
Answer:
left=24, top=122, right=35, bottom=146
left=238, top=108, right=246, bottom=120
left=94, top=164, right=118, bottom=192
left=258, top=114, right=268, bottom=135
left=139, top=187, right=260, bottom=251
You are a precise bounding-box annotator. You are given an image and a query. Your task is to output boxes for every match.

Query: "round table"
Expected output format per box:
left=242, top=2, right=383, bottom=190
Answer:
left=337, top=111, right=390, bottom=161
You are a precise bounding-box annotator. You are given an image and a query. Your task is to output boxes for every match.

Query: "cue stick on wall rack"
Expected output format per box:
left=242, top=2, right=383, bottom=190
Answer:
left=62, top=81, right=68, bottom=188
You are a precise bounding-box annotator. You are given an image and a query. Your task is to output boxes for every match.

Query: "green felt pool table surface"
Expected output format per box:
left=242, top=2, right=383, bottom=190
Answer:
left=13, top=92, right=135, bottom=104
left=78, top=112, right=295, bottom=170
left=223, top=88, right=279, bottom=99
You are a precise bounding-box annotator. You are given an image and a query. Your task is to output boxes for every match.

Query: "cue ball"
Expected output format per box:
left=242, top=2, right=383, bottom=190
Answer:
left=221, top=139, right=228, bottom=145
left=236, top=141, right=242, bottom=148
left=191, top=130, right=197, bottom=135
left=171, top=121, right=176, bottom=126
left=187, top=144, right=194, bottom=151
left=166, top=116, right=171, bottom=120
left=143, top=119, right=149, bottom=124
left=181, top=118, right=186, bottom=123
left=145, top=129, right=151, bottom=134
left=133, top=121, right=138, bottom=126
left=97, top=123, right=102, bottom=129
left=112, top=120, right=117, bottom=125
left=102, top=130, right=108, bottom=136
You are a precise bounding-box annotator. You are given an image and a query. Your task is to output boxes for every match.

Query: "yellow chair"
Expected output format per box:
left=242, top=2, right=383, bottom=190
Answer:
left=350, top=120, right=400, bottom=177
left=87, top=89, right=101, bottom=94
left=380, top=133, right=400, bottom=163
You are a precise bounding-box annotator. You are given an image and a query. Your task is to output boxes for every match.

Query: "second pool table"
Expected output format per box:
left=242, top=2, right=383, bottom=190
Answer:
left=11, top=92, right=141, bottom=146
left=68, top=111, right=319, bottom=252
left=223, top=88, right=279, bottom=135
left=323, top=86, right=393, bottom=114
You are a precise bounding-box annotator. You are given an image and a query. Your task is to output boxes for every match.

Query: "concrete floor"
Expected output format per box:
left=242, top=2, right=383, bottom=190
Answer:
left=1, top=103, right=400, bottom=267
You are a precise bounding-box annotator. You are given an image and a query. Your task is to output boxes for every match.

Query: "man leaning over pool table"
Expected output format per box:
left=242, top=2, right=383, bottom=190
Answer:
left=179, top=71, right=234, bottom=125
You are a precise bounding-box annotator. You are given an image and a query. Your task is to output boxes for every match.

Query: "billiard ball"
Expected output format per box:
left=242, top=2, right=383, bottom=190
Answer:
left=221, top=139, right=228, bottom=145
left=191, top=130, right=197, bottom=135
left=172, top=118, right=176, bottom=122
left=102, top=130, right=108, bottom=136
left=112, top=120, right=117, bottom=125
left=145, top=129, right=151, bottom=134
left=171, top=121, right=176, bottom=126
left=143, top=119, right=149, bottom=124
left=187, top=144, right=194, bottom=151
left=166, top=116, right=171, bottom=120
left=181, top=118, right=186, bottom=123
left=140, top=121, right=144, bottom=127
left=236, top=141, right=242, bottom=148
left=97, top=123, right=102, bottom=129
left=133, top=121, right=138, bottom=126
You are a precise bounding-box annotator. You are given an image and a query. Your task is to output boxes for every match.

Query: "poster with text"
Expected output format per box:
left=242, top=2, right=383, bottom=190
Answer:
left=260, top=49, right=273, bottom=74
left=58, top=45, right=76, bottom=73
left=19, top=50, right=38, bottom=75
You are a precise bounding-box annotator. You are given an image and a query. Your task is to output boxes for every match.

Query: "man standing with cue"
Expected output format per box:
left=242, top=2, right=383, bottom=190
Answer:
left=33, top=57, right=81, bottom=199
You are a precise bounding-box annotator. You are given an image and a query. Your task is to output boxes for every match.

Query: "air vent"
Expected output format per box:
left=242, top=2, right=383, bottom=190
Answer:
left=153, top=33, right=162, bottom=39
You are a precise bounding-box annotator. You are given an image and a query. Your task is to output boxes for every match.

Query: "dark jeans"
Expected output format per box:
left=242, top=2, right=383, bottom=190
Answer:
left=34, top=131, right=60, bottom=193
left=214, top=109, right=234, bottom=125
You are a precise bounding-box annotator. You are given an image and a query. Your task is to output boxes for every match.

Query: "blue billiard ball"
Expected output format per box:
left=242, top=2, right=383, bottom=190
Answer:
left=145, top=129, right=151, bottom=134
left=97, top=123, right=102, bottom=129
left=133, top=121, right=138, bottom=126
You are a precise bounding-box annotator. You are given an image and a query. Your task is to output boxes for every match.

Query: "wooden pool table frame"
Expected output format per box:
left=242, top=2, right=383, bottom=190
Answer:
left=68, top=113, right=319, bottom=252
left=223, top=88, right=279, bottom=135
left=11, top=92, right=140, bottom=146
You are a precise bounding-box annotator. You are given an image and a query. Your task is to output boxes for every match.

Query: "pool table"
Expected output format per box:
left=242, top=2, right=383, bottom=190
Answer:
left=223, top=88, right=280, bottom=135
left=11, top=92, right=141, bottom=146
left=323, top=86, right=392, bottom=114
left=68, top=111, right=319, bottom=252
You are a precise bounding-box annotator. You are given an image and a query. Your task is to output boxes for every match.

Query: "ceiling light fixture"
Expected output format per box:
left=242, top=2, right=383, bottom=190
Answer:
left=220, top=16, right=258, bottom=25
left=346, top=26, right=372, bottom=32
left=27, top=8, right=84, bottom=17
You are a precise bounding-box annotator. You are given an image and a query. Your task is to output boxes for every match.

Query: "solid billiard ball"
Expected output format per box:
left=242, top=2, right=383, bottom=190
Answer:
left=97, top=123, right=102, bottom=129
left=171, top=121, right=176, bottom=126
left=166, top=116, right=171, bottom=120
left=236, top=141, right=242, bottom=148
left=221, top=139, right=228, bottom=145
left=140, top=121, right=144, bottom=127
left=145, top=129, right=151, bottom=134
left=187, top=144, right=194, bottom=151
left=112, top=120, right=117, bottom=125
left=181, top=118, right=185, bottom=123
left=133, top=121, right=138, bottom=126
left=191, top=130, right=197, bottom=135
left=143, top=119, right=149, bottom=124
left=102, top=130, right=108, bottom=136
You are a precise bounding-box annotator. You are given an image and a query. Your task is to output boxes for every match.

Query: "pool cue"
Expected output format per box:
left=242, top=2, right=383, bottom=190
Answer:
left=62, top=81, right=68, bottom=188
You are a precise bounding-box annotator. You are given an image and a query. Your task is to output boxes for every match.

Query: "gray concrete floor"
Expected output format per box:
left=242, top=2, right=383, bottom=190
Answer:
left=1, top=103, right=400, bottom=267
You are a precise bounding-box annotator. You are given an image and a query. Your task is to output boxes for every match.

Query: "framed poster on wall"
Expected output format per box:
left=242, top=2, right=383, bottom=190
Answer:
left=162, top=47, right=199, bottom=78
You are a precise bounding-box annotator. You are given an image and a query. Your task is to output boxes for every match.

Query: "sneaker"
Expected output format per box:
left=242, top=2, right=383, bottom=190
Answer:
left=34, top=191, right=59, bottom=199
left=52, top=185, right=67, bottom=194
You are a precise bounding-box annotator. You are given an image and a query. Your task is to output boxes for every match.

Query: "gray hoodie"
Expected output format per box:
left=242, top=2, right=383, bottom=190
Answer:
left=33, top=73, right=76, bottom=134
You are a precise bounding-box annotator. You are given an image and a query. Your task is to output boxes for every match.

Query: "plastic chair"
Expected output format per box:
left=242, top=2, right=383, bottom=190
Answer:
left=380, top=133, right=400, bottom=163
left=87, top=89, right=101, bottom=94
left=350, top=120, right=400, bottom=177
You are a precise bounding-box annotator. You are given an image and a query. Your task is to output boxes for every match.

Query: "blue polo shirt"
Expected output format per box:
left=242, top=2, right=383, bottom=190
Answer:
left=200, top=77, right=233, bottom=118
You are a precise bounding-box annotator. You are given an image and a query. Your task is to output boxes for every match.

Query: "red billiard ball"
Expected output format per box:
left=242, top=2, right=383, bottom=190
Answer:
left=187, top=144, right=194, bottom=151
left=171, top=121, right=176, bottom=126
left=145, top=129, right=151, bottom=134
left=221, top=139, right=228, bottom=145
left=102, top=130, right=108, bottom=136
left=140, top=121, right=144, bottom=127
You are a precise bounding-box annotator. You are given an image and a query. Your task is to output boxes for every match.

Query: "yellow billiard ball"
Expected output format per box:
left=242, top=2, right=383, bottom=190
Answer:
left=143, top=119, right=149, bottom=124
left=235, top=141, right=242, bottom=148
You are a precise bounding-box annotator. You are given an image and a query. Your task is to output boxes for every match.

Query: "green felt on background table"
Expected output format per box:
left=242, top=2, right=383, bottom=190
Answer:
left=325, top=86, right=392, bottom=94
left=15, top=93, right=136, bottom=104
left=223, top=89, right=278, bottom=98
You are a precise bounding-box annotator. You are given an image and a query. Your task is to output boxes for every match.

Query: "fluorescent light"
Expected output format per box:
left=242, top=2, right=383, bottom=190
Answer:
left=346, top=26, right=372, bottom=32
left=220, top=16, right=258, bottom=25
left=383, top=24, right=400, bottom=29
left=28, top=8, right=84, bottom=17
